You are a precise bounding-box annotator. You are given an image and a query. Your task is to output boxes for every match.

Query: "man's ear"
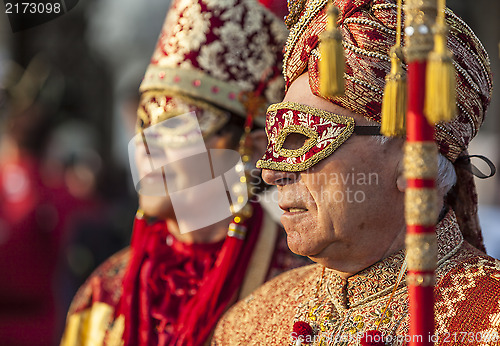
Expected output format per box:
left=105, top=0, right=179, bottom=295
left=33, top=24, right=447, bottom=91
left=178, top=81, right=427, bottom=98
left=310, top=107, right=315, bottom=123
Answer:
left=248, top=129, right=267, bottom=168
left=396, top=174, right=407, bottom=192
left=393, top=143, right=406, bottom=192
left=396, top=160, right=406, bottom=192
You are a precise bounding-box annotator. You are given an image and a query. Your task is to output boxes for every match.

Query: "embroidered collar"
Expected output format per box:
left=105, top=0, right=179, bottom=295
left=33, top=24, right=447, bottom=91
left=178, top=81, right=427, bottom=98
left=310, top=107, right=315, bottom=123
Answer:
left=324, top=210, right=464, bottom=310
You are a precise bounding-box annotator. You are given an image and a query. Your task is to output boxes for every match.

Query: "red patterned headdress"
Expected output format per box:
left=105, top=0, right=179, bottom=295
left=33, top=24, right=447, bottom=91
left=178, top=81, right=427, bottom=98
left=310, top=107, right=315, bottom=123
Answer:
left=137, top=0, right=289, bottom=133
left=280, top=0, right=492, bottom=249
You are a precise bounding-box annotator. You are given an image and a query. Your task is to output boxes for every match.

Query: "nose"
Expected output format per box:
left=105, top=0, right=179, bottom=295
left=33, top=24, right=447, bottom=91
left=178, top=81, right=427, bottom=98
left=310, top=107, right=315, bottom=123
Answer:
left=262, top=169, right=298, bottom=186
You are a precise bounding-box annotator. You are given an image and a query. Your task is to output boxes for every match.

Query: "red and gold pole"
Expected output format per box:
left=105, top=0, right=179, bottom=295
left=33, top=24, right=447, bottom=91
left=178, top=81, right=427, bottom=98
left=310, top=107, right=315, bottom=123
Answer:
left=404, top=0, right=439, bottom=345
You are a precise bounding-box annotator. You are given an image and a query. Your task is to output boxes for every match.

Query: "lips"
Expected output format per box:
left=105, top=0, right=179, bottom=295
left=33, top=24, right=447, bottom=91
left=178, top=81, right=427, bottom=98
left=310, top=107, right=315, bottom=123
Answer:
left=279, top=204, right=308, bottom=213
left=288, top=207, right=308, bottom=213
left=280, top=203, right=309, bottom=234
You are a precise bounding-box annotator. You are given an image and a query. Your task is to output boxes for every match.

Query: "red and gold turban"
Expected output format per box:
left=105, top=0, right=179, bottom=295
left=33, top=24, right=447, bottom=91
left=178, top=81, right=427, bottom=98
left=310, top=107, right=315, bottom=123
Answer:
left=284, top=0, right=491, bottom=162
left=280, top=0, right=492, bottom=249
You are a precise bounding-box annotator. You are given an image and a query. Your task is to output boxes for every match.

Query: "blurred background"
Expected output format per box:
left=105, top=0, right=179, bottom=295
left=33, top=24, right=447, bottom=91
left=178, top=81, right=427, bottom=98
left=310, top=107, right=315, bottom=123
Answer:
left=0, top=0, right=498, bottom=345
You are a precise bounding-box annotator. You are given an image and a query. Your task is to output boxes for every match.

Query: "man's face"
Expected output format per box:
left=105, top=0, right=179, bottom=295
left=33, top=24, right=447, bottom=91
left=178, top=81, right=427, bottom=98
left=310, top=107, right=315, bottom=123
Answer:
left=262, top=73, right=406, bottom=276
left=136, top=128, right=234, bottom=220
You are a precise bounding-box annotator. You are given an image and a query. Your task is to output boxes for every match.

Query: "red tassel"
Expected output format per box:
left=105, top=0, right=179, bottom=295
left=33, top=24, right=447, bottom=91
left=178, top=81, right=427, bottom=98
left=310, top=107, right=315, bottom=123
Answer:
left=361, top=330, right=385, bottom=346
left=175, top=225, right=246, bottom=345
left=175, top=204, right=263, bottom=345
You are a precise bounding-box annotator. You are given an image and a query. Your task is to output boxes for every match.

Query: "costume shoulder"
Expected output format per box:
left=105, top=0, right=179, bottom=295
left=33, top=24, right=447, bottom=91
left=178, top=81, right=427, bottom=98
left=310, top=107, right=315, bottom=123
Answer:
left=213, top=263, right=321, bottom=345
left=435, top=242, right=500, bottom=343
left=67, top=247, right=130, bottom=316
left=61, top=248, right=130, bottom=346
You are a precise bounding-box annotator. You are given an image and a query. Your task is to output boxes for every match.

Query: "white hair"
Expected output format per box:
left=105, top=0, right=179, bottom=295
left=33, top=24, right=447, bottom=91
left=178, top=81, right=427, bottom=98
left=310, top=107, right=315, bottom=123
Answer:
left=372, top=135, right=457, bottom=194
left=436, top=153, right=457, bottom=195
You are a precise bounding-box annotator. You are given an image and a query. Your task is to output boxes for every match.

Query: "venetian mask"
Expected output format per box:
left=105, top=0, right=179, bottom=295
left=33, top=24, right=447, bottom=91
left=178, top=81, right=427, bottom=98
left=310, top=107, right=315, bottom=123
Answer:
left=256, top=101, right=380, bottom=172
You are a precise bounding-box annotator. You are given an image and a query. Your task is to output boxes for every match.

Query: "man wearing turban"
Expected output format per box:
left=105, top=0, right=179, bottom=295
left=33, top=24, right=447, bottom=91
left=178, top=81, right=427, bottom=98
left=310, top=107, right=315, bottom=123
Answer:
left=61, top=1, right=312, bottom=345
left=213, top=0, right=499, bottom=344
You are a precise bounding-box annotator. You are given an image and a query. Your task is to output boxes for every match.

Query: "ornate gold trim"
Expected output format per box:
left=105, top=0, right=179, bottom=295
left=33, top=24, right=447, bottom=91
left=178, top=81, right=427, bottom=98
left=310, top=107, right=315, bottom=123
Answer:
left=343, top=40, right=391, bottom=62
left=228, top=223, right=247, bottom=240
left=274, top=125, right=319, bottom=158
left=404, top=142, right=438, bottom=179
left=137, top=90, right=231, bottom=138
left=343, top=17, right=396, bottom=35
left=405, top=187, right=438, bottom=226
left=406, top=272, right=435, bottom=286
left=136, top=209, right=145, bottom=220
left=105, top=315, right=125, bottom=346
left=404, top=0, right=437, bottom=62
left=60, top=302, right=114, bottom=346
left=406, top=233, right=437, bottom=271
left=285, top=0, right=308, bottom=29
left=284, top=0, right=328, bottom=80
left=140, top=65, right=246, bottom=117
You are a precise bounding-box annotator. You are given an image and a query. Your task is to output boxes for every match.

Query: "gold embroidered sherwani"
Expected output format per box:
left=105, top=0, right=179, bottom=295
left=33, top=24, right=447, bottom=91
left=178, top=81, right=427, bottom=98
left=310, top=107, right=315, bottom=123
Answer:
left=213, top=211, right=500, bottom=345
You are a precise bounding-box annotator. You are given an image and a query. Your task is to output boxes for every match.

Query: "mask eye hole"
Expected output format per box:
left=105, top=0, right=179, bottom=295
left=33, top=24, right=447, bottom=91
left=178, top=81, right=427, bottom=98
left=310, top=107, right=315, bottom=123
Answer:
left=282, top=132, right=308, bottom=150
left=274, top=125, right=319, bottom=158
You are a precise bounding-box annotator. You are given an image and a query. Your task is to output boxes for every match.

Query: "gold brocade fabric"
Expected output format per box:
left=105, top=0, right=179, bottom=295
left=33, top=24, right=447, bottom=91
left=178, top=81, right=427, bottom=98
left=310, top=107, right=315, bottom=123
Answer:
left=60, top=249, right=130, bottom=346
left=213, top=211, right=500, bottom=345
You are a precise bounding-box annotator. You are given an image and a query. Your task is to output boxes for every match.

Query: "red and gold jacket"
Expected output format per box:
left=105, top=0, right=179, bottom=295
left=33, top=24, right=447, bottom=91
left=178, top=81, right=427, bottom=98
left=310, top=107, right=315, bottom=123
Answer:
left=213, top=211, right=500, bottom=345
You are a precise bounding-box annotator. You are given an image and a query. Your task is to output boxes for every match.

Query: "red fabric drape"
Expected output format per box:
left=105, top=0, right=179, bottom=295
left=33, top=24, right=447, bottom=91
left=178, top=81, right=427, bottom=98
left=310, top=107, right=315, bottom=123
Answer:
left=118, top=202, right=264, bottom=345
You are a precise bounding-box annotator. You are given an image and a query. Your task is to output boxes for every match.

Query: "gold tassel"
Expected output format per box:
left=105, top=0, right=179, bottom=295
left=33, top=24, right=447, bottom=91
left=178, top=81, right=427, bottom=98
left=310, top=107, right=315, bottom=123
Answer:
left=319, top=3, right=344, bottom=97
left=380, top=0, right=406, bottom=137
left=381, top=47, right=407, bottom=137
left=424, top=0, right=456, bottom=124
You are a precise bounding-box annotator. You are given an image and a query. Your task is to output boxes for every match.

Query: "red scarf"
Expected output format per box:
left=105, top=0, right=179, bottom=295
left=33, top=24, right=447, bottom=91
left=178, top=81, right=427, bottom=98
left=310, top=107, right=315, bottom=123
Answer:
left=118, top=202, right=263, bottom=345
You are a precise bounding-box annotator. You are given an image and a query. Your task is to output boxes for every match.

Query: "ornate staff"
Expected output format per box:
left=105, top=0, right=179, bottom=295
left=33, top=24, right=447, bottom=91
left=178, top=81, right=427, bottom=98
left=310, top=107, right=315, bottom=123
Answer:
left=403, top=0, right=438, bottom=339
left=404, top=0, right=455, bottom=344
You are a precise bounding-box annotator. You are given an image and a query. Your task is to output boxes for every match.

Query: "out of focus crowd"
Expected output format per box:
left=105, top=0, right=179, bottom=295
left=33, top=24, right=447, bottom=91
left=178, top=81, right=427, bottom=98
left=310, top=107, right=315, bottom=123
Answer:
left=0, top=1, right=171, bottom=344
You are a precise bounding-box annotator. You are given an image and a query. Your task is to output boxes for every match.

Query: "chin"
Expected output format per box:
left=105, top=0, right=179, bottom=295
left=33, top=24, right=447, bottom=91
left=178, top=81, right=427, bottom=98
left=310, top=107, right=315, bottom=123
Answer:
left=302, top=241, right=346, bottom=268
left=307, top=254, right=337, bottom=268
left=286, top=236, right=324, bottom=258
left=139, top=196, right=174, bottom=218
left=285, top=239, right=308, bottom=257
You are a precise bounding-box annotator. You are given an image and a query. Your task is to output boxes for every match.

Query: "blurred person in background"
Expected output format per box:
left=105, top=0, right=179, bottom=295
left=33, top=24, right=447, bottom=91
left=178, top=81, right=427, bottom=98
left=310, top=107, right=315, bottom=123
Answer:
left=43, top=119, right=130, bottom=319
left=0, top=52, right=127, bottom=344
left=61, top=0, right=311, bottom=345
left=0, top=56, right=80, bottom=346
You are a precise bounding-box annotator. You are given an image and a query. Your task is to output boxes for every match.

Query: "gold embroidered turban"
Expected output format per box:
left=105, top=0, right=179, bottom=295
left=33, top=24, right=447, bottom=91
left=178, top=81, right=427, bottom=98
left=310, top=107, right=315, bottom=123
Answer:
left=284, top=0, right=492, bottom=163
left=283, top=0, right=492, bottom=249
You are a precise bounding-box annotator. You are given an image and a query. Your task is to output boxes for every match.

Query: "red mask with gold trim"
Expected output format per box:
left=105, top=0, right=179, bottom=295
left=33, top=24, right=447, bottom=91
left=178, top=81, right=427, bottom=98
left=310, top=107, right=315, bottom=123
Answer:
left=257, top=102, right=380, bottom=172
